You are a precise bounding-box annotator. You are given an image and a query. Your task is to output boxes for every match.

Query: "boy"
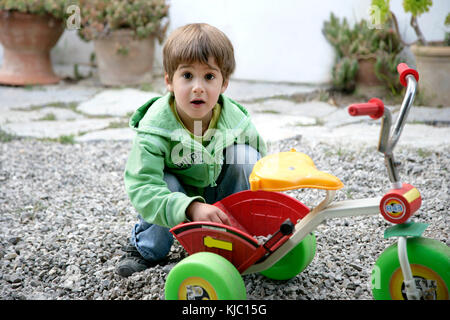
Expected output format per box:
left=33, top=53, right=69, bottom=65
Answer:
left=116, top=23, right=267, bottom=277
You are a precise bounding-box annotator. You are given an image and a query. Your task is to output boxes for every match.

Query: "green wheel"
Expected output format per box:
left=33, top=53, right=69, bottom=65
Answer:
left=372, top=237, right=450, bottom=300
left=260, top=232, right=317, bottom=280
left=165, top=252, right=246, bottom=300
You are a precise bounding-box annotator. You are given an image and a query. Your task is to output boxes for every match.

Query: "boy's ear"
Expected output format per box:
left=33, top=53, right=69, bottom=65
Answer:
left=165, top=73, right=173, bottom=92
left=221, top=79, right=229, bottom=94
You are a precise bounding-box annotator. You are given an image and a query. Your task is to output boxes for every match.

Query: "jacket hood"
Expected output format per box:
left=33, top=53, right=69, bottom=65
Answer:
left=129, top=92, right=253, bottom=140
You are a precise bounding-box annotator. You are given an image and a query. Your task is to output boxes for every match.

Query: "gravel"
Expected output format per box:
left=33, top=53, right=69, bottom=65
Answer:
left=0, top=136, right=448, bottom=300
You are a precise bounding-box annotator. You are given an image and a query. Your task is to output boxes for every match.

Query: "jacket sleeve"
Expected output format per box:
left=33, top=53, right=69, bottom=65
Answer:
left=124, top=133, right=205, bottom=228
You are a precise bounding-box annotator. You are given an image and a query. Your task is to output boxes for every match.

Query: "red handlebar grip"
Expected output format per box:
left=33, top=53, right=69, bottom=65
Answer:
left=397, top=63, right=419, bottom=87
left=348, top=98, right=384, bottom=119
left=397, top=63, right=409, bottom=75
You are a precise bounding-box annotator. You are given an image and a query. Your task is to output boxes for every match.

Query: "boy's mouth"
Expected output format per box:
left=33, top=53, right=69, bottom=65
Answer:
left=190, top=99, right=205, bottom=105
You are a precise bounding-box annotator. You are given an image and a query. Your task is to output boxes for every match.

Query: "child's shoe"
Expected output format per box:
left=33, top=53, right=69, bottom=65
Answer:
left=115, top=244, right=153, bottom=277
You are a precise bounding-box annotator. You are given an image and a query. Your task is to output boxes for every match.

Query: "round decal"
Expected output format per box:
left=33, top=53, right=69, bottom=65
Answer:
left=381, top=196, right=409, bottom=223
left=178, top=277, right=218, bottom=300
left=390, top=264, right=448, bottom=300
left=384, top=199, right=405, bottom=218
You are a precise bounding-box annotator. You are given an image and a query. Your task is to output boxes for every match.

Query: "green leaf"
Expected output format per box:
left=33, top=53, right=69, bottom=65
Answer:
left=403, top=0, right=433, bottom=17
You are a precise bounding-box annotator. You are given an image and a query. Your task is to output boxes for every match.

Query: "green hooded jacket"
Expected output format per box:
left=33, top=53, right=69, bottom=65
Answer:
left=124, top=93, right=267, bottom=228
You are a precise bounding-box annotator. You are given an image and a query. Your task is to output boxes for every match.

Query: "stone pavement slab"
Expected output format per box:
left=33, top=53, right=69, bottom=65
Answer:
left=406, top=106, right=450, bottom=124
left=0, top=85, right=100, bottom=111
left=2, top=118, right=117, bottom=139
left=225, top=80, right=326, bottom=102
left=76, top=89, right=160, bottom=117
left=1, top=107, right=84, bottom=125
left=245, top=99, right=337, bottom=118
left=295, top=122, right=450, bottom=150
left=75, top=128, right=135, bottom=142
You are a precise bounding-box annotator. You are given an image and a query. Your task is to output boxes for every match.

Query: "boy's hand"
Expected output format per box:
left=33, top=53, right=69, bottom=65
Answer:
left=186, top=201, right=231, bottom=226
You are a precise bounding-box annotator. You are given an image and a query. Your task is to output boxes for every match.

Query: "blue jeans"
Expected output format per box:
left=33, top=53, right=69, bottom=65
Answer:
left=130, top=144, right=261, bottom=262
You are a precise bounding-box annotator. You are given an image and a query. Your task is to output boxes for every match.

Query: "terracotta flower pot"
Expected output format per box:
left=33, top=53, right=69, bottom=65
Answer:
left=356, top=57, right=383, bottom=86
left=411, top=43, right=450, bottom=107
left=94, top=29, right=155, bottom=86
left=0, top=11, right=64, bottom=86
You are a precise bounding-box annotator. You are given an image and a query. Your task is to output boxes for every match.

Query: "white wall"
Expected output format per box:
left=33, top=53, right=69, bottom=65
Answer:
left=1, top=0, right=449, bottom=84
left=163, top=0, right=449, bottom=83
left=163, top=0, right=367, bottom=83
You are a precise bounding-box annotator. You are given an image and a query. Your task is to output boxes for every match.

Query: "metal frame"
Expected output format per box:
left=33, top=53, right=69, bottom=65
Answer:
left=398, top=236, right=421, bottom=300
left=380, top=75, right=417, bottom=189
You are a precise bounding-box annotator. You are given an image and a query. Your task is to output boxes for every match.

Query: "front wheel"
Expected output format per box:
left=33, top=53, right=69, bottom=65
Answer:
left=372, top=237, right=450, bottom=300
left=165, top=252, right=246, bottom=300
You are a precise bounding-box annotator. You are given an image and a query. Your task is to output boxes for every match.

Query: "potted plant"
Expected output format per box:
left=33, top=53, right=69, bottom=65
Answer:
left=0, top=0, right=71, bottom=85
left=370, top=0, right=450, bottom=106
left=78, top=0, right=169, bottom=86
left=322, top=13, right=404, bottom=94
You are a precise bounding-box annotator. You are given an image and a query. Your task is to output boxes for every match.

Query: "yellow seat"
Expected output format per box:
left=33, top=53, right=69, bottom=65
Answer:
left=249, top=149, right=344, bottom=192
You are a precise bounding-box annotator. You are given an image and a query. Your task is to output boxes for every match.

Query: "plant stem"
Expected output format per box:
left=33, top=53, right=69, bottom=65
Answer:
left=390, top=12, right=416, bottom=47
left=410, top=16, right=428, bottom=46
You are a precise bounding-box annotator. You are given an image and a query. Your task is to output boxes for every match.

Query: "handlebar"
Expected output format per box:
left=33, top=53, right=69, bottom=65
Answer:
left=347, top=63, right=419, bottom=131
left=347, top=63, right=419, bottom=188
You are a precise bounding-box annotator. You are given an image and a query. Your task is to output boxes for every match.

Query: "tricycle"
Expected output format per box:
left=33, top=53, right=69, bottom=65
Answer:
left=164, top=63, right=449, bottom=300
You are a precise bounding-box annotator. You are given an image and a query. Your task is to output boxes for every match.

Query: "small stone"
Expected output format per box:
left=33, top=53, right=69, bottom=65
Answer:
left=8, top=237, right=21, bottom=245
left=7, top=274, right=23, bottom=284
left=354, top=286, right=363, bottom=298
left=30, top=280, right=40, bottom=287
left=265, top=284, right=276, bottom=291
left=342, top=278, right=350, bottom=288
left=11, top=282, right=23, bottom=289
left=162, top=263, right=176, bottom=274
left=101, top=279, right=110, bottom=288
left=4, top=252, right=18, bottom=260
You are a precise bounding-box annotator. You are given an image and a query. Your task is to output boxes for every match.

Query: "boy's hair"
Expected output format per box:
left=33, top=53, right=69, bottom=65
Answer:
left=163, top=23, right=235, bottom=83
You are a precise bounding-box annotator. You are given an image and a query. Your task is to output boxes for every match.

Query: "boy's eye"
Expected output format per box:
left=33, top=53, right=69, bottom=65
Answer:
left=182, top=72, right=192, bottom=79
left=205, top=73, right=215, bottom=80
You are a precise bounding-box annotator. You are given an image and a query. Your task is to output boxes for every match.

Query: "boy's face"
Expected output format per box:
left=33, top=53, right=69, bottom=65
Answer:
left=165, top=57, right=228, bottom=129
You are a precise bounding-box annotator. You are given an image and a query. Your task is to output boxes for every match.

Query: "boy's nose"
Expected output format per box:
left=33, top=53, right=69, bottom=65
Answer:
left=192, top=80, right=204, bottom=94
